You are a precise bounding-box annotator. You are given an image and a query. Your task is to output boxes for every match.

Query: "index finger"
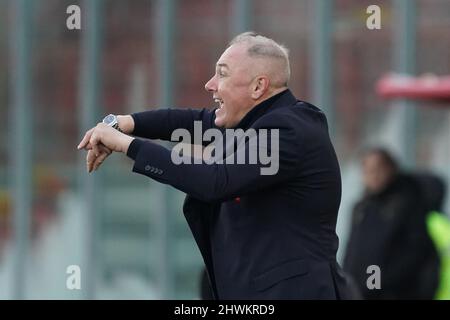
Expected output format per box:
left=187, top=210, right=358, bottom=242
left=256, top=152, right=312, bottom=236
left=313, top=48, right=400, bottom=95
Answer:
left=77, top=128, right=94, bottom=150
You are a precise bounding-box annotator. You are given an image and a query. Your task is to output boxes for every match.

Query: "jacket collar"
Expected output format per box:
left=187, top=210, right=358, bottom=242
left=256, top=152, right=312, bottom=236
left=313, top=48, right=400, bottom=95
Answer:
left=233, top=89, right=297, bottom=130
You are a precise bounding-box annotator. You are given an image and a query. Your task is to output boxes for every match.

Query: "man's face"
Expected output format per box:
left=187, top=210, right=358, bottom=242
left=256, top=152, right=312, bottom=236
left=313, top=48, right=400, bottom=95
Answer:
left=205, top=44, right=256, bottom=128
left=362, top=153, right=394, bottom=194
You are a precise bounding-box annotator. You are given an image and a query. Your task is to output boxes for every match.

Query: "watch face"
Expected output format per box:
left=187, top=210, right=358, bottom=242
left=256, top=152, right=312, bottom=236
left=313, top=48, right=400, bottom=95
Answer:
left=103, top=114, right=115, bottom=125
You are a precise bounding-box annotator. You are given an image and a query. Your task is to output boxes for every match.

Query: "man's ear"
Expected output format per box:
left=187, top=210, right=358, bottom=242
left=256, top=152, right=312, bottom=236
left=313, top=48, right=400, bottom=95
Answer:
left=251, top=76, right=270, bottom=100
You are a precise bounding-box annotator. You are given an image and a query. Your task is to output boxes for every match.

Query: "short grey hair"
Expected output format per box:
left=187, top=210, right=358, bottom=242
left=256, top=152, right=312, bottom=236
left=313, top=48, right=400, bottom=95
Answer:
left=229, top=31, right=291, bottom=86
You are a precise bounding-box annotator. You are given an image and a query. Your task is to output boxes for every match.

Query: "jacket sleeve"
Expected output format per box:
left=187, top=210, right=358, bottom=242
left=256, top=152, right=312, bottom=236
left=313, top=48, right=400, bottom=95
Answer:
left=126, top=113, right=304, bottom=203
left=131, top=108, right=217, bottom=142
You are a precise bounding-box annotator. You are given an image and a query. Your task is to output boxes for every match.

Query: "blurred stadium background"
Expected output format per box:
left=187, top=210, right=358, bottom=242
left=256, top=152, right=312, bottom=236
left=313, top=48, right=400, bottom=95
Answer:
left=1, top=0, right=449, bottom=299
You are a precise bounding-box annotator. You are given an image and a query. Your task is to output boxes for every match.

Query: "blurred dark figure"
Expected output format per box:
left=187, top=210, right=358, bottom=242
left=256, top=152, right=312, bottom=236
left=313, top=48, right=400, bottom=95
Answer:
left=343, top=147, right=440, bottom=299
left=412, top=173, right=446, bottom=213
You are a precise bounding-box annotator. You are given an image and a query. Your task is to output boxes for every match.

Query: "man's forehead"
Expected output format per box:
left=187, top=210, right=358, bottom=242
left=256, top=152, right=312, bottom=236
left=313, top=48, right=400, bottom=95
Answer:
left=216, top=44, right=249, bottom=68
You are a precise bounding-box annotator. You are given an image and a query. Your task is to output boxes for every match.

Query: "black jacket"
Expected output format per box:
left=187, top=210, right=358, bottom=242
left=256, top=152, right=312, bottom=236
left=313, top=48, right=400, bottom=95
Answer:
left=127, top=89, right=352, bottom=299
left=343, top=173, right=439, bottom=299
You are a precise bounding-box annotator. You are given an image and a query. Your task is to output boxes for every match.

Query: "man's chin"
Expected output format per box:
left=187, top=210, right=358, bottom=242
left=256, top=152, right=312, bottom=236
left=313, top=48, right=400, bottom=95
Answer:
left=214, top=117, right=226, bottom=128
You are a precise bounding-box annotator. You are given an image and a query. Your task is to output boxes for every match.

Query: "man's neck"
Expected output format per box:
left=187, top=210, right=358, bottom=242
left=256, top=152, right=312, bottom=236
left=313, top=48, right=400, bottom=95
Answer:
left=253, top=86, right=288, bottom=107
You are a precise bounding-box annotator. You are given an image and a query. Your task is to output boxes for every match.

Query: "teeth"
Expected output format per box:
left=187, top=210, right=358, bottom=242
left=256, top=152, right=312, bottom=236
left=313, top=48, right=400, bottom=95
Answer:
left=214, top=98, right=223, bottom=108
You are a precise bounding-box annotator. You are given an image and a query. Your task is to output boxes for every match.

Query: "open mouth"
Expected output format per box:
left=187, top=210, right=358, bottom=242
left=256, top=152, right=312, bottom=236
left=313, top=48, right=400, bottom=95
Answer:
left=214, top=97, right=224, bottom=109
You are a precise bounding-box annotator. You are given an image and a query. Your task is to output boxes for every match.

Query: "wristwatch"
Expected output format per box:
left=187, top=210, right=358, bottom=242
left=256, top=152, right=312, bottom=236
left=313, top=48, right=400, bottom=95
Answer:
left=102, top=114, right=122, bottom=132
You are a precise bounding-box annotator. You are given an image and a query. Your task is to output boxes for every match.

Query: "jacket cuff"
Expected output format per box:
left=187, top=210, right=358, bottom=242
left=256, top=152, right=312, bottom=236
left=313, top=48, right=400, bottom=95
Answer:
left=130, top=113, right=140, bottom=136
left=131, top=140, right=177, bottom=185
left=126, top=138, right=143, bottom=160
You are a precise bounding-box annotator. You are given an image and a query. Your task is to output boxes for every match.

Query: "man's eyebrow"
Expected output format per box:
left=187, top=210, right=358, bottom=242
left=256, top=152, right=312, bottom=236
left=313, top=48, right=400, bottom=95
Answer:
left=216, top=63, right=229, bottom=69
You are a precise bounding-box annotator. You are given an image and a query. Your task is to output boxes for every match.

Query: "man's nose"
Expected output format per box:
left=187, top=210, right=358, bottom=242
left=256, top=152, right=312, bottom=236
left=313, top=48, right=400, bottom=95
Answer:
left=205, top=76, right=217, bottom=92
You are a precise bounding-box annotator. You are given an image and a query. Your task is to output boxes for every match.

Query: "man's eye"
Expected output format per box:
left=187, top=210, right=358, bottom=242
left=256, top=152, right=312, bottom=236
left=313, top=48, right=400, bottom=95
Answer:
left=216, top=69, right=226, bottom=77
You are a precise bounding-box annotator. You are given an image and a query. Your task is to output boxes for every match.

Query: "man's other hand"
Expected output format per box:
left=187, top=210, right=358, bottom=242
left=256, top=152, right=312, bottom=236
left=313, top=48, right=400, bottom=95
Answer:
left=86, top=144, right=112, bottom=173
left=77, top=123, right=134, bottom=172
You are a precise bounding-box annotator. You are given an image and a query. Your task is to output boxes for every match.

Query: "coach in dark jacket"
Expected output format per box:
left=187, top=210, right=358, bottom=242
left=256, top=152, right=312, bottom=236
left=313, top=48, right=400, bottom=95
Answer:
left=78, top=32, right=351, bottom=299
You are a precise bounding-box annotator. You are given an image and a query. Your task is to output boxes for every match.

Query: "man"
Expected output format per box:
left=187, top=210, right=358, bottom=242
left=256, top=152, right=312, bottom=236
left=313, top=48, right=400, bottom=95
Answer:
left=78, top=32, right=351, bottom=299
left=343, top=148, right=439, bottom=299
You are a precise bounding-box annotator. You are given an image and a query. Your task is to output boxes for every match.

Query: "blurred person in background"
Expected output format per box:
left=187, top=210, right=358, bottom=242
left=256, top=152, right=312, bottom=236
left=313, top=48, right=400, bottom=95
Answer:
left=343, top=147, right=440, bottom=299
left=78, top=32, right=354, bottom=299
